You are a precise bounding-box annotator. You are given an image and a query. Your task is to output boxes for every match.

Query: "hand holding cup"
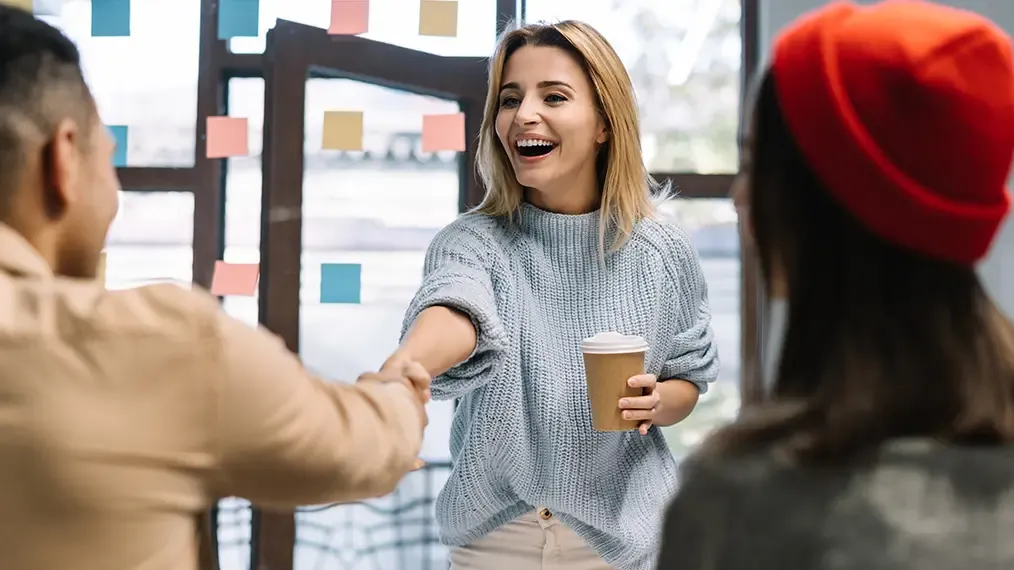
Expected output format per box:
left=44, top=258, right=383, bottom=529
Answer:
left=618, top=374, right=660, bottom=435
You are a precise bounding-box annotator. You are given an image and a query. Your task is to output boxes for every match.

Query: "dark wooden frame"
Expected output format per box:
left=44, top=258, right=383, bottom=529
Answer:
left=115, top=1, right=760, bottom=568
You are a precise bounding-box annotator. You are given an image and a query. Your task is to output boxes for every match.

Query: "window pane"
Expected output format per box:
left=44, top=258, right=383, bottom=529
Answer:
left=212, top=78, right=268, bottom=570
left=656, top=198, right=740, bottom=457
left=38, top=0, right=200, bottom=167
left=294, top=78, right=459, bottom=569
left=104, top=191, right=193, bottom=289
left=524, top=0, right=741, bottom=173
left=222, top=78, right=266, bottom=329
left=228, top=0, right=497, bottom=57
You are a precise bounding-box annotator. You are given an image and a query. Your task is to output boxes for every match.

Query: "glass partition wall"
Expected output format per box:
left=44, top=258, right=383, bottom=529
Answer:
left=65, top=0, right=760, bottom=567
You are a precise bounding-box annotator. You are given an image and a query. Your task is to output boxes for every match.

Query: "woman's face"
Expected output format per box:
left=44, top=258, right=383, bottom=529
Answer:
left=734, top=110, right=788, bottom=296
left=495, top=45, right=608, bottom=207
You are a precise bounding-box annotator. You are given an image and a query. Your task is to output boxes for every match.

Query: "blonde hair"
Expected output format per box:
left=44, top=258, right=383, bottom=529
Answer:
left=474, top=20, right=668, bottom=252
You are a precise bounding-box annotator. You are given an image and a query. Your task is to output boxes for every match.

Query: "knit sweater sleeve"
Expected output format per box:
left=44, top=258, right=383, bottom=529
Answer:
left=657, top=222, right=720, bottom=393
left=401, top=218, right=508, bottom=400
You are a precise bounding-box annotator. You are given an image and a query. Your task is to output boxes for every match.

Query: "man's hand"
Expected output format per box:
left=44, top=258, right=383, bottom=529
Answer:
left=358, top=360, right=432, bottom=407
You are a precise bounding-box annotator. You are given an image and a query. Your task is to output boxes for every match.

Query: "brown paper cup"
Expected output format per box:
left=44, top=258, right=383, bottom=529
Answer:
left=581, top=332, right=649, bottom=432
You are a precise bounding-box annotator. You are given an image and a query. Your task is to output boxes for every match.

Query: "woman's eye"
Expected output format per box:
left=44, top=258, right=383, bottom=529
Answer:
left=546, top=94, right=567, bottom=103
left=500, top=97, right=520, bottom=108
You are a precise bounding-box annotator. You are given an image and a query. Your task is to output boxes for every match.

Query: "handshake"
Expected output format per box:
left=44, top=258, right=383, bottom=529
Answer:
left=357, top=358, right=432, bottom=471
left=357, top=357, right=432, bottom=423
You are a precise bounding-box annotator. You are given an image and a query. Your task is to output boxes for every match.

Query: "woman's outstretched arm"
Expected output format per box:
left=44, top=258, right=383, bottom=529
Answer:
left=382, top=305, right=476, bottom=378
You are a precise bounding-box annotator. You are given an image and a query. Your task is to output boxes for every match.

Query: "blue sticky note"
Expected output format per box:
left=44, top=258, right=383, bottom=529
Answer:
left=107, top=125, right=127, bottom=167
left=218, top=0, right=260, bottom=39
left=320, top=263, right=361, bottom=304
left=91, top=0, right=130, bottom=37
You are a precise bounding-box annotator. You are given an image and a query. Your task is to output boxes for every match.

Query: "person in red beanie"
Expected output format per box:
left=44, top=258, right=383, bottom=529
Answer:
left=656, top=1, right=1014, bottom=569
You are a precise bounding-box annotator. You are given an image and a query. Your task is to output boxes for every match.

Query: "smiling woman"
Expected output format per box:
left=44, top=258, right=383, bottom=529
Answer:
left=477, top=21, right=660, bottom=252
left=381, top=19, right=720, bottom=570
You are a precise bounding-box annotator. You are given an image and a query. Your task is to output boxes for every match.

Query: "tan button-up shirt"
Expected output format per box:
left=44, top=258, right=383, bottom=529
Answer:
left=0, top=225, right=424, bottom=570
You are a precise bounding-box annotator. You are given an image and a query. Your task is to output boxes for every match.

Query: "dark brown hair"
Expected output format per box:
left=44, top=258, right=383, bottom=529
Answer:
left=704, top=71, right=1014, bottom=463
left=0, top=5, right=94, bottom=219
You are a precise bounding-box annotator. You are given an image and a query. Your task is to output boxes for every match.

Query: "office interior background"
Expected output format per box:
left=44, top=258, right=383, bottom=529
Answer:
left=26, top=0, right=1013, bottom=568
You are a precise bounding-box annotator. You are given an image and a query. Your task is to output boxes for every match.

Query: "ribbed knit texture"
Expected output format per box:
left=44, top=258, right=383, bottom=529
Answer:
left=402, top=202, right=719, bottom=570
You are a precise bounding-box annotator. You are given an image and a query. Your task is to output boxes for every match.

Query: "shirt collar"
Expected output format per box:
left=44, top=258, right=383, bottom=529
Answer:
left=0, top=224, right=54, bottom=278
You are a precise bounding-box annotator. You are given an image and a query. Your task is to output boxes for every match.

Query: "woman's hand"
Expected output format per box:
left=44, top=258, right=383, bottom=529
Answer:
left=618, top=374, right=661, bottom=435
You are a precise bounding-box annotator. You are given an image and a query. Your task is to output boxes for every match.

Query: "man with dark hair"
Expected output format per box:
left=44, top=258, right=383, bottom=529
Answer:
left=0, top=7, right=431, bottom=570
left=0, top=5, right=113, bottom=274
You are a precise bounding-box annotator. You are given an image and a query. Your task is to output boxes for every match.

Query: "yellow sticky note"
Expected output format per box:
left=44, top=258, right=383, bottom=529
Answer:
left=419, top=0, right=457, bottom=38
left=0, top=0, right=33, bottom=11
left=97, top=252, right=106, bottom=285
left=322, top=111, right=364, bottom=151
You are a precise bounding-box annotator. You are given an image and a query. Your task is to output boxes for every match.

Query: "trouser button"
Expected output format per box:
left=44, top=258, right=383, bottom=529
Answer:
left=538, top=508, right=552, bottom=520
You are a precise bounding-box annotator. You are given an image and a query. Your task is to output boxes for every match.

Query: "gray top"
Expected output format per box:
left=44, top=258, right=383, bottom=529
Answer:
left=659, top=439, right=1014, bottom=569
left=402, top=202, right=720, bottom=570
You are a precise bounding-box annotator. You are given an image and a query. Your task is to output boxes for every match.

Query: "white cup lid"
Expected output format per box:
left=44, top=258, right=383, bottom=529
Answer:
left=580, top=331, right=649, bottom=354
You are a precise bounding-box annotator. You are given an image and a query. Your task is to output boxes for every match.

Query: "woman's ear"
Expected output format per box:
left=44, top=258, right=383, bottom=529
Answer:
left=596, top=128, right=610, bottom=145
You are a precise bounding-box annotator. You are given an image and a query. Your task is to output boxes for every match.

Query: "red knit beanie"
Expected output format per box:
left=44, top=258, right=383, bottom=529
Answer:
left=771, top=0, right=1014, bottom=265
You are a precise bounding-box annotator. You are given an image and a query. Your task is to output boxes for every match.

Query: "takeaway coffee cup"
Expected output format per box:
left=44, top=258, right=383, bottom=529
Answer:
left=580, top=332, right=649, bottom=432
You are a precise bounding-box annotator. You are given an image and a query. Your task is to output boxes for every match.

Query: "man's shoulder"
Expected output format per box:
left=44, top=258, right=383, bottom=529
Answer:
left=77, top=282, right=224, bottom=341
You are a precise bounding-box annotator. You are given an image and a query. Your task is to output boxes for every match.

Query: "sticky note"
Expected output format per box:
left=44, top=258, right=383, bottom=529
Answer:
left=91, top=0, right=130, bottom=37
left=107, top=125, right=127, bottom=167
left=322, top=111, right=364, bottom=151
left=210, top=261, right=259, bottom=296
left=218, top=0, right=259, bottom=39
left=97, top=252, right=106, bottom=285
left=1, top=0, right=33, bottom=12
left=206, top=117, right=249, bottom=158
left=421, top=113, right=466, bottom=152
left=329, top=0, right=369, bottom=35
left=320, top=263, right=361, bottom=304
left=419, top=0, right=457, bottom=37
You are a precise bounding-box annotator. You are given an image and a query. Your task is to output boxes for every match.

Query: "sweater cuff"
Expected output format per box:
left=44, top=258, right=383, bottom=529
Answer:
left=403, top=267, right=508, bottom=396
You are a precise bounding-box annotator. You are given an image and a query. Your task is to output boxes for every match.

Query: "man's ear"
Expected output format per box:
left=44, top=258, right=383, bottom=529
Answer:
left=41, top=118, right=81, bottom=219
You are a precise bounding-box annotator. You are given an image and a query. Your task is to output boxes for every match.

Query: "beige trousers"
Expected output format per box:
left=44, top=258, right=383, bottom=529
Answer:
left=449, top=508, right=616, bottom=570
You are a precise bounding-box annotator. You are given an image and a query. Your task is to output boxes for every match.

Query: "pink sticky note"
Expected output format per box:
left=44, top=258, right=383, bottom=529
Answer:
left=210, top=261, right=259, bottom=296
left=329, top=0, right=369, bottom=35
left=421, top=113, right=466, bottom=153
left=206, top=117, right=249, bottom=158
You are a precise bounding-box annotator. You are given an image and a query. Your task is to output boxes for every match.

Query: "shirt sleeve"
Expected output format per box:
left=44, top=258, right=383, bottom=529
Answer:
left=210, top=310, right=425, bottom=508
left=658, top=223, right=720, bottom=393
left=401, top=220, right=508, bottom=401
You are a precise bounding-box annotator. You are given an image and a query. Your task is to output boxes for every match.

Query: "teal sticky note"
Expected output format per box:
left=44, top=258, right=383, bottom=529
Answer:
left=320, top=263, right=361, bottom=304
left=218, top=0, right=259, bottom=39
left=107, top=125, right=127, bottom=167
left=91, top=0, right=130, bottom=37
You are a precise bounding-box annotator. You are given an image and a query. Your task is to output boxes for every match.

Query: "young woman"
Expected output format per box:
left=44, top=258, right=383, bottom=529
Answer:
left=379, top=20, right=719, bottom=570
left=659, top=2, right=1014, bottom=569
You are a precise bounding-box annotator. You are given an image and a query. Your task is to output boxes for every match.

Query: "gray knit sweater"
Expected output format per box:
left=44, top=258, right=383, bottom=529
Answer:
left=659, top=439, right=1014, bottom=569
left=402, top=202, right=719, bottom=570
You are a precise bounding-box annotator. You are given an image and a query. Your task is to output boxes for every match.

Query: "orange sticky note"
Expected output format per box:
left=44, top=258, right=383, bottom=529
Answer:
left=210, top=261, right=259, bottom=296
left=206, top=117, right=249, bottom=159
left=329, top=0, right=369, bottom=35
left=322, top=111, right=364, bottom=150
left=419, top=0, right=457, bottom=37
left=421, top=113, right=465, bottom=152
